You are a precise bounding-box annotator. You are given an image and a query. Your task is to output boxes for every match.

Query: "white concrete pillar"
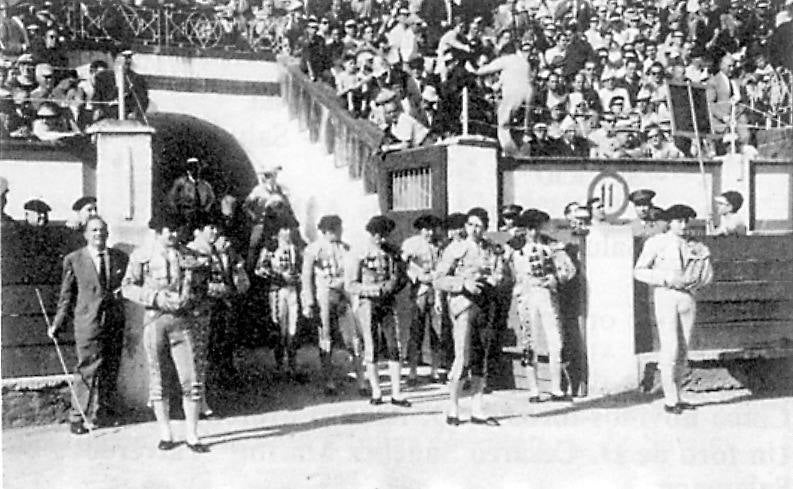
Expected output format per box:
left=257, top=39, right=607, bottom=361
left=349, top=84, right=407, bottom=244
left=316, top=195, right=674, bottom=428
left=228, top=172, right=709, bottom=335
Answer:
left=585, top=225, right=638, bottom=396
left=87, top=119, right=156, bottom=410
left=445, top=140, right=499, bottom=230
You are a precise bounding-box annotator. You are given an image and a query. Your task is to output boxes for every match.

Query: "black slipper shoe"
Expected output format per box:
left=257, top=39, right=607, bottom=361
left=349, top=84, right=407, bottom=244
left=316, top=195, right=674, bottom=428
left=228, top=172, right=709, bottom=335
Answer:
left=157, top=440, right=178, bottom=451
left=446, top=416, right=461, bottom=426
left=186, top=442, right=210, bottom=453
left=471, top=416, right=500, bottom=427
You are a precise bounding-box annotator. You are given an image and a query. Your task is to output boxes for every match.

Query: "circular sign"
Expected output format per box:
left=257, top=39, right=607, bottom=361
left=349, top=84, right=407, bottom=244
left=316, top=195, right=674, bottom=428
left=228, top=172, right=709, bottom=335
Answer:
left=587, top=171, right=630, bottom=219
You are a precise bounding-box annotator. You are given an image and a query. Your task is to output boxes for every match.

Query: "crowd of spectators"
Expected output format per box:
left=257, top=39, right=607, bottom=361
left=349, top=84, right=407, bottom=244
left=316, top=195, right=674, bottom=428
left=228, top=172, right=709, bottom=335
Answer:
left=1, top=1, right=150, bottom=141
left=282, top=0, right=793, bottom=158
left=3, top=0, right=791, bottom=156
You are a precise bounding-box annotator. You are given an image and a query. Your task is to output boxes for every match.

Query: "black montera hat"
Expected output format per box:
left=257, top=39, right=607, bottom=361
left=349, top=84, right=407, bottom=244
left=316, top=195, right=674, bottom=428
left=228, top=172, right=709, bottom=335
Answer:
left=521, top=208, right=550, bottom=228
left=148, top=212, right=183, bottom=231
left=444, top=212, right=468, bottom=230
left=366, top=215, right=396, bottom=235
left=71, top=196, right=96, bottom=211
left=413, top=214, right=442, bottom=230
left=662, top=204, right=696, bottom=221
left=317, top=214, right=342, bottom=231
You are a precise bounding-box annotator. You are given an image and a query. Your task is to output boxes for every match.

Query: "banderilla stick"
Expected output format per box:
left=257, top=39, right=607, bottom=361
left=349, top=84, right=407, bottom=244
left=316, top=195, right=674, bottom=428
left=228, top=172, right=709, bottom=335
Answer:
left=35, top=288, right=96, bottom=436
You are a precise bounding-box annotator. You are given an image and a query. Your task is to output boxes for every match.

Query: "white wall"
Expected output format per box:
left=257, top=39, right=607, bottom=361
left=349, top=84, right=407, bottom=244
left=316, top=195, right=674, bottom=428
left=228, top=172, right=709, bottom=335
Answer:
left=69, top=51, right=281, bottom=82
left=0, top=159, right=85, bottom=221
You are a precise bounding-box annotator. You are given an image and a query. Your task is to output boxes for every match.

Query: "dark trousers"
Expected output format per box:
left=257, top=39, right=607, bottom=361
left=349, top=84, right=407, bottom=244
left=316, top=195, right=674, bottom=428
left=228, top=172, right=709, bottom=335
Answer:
left=408, top=293, right=442, bottom=366
left=71, top=324, right=123, bottom=424
left=209, top=301, right=238, bottom=381
left=482, top=292, right=509, bottom=383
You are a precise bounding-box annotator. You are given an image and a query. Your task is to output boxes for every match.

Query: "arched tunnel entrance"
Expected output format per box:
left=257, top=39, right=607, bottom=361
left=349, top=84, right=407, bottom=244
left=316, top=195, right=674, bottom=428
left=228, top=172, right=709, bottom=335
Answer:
left=147, top=112, right=258, bottom=214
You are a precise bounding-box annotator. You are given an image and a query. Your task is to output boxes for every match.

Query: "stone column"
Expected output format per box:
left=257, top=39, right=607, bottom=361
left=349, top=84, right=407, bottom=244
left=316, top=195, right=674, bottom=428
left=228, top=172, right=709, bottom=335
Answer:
left=87, top=119, right=156, bottom=411
left=445, top=139, right=499, bottom=230
left=585, top=224, right=638, bottom=396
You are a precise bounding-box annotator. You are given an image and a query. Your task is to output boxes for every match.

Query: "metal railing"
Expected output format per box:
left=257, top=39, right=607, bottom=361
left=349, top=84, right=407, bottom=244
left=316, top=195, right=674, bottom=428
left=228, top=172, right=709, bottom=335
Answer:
left=69, top=1, right=275, bottom=51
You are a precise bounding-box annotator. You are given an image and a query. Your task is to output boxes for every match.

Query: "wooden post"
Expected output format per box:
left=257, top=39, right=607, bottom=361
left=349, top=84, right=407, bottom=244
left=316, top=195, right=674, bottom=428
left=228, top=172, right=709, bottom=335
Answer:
left=687, top=82, right=713, bottom=233
left=461, top=86, right=469, bottom=136
left=115, top=64, right=125, bottom=121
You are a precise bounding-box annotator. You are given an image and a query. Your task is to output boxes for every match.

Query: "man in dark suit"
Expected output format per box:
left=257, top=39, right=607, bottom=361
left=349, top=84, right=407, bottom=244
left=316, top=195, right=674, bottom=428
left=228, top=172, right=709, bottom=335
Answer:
left=49, top=216, right=129, bottom=434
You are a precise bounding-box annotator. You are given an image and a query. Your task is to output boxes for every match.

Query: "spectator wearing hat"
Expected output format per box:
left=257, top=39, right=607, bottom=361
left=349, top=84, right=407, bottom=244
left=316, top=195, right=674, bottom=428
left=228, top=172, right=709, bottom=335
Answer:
left=345, top=215, right=410, bottom=406
left=341, top=18, right=361, bottom=53
left=67, top=196, right=98, bottom=231
left=414, top=84, right=441, bottom=136
left=4, top=54, right=37, bottom=95
left=530, top=121, right=560, bottom=156
left=634, top=203, right=711, bottom=414
left=555, top=116, right=590, bottom=157
left=642, top=124, right=684, bottom=159
left=93, top=50, right=149, bottom=121
left=187, top=210, right=249, bottom=419
left=401, top=214, right=445, bottom=384
left=299, top=18, right=325, bottom=81
left=434, top=207, right=505, bottom=426
left=507, top=208, right=576, bottom=403
left=0, top=176, right=11, bottom=223
left=32, top=101, right=80, bottom=141
left=598, top=72, right=631, bottom=116
left=301, top=215, right=367, bottom=396
left=713, top=190, right=746, bottom=236
left=244, top=163, right=297, bottom=268
left=629, top=189, right=667, bottom=238
left=587, top=111, right=621, bottom=158
left=23, top=198, right=50, bottom=226
left=29, top=63, right=55, bottom=111
left=50, top=216, right=129, bottom=434
left=5, top=88, right=34, bottom=138
left=255, top=216, right=305, bottom=380
left=167, top=157, right=216, bottom=232
left=32, top=28, right=67, bottom=80
left=122, top=213, right=211, bottom=453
